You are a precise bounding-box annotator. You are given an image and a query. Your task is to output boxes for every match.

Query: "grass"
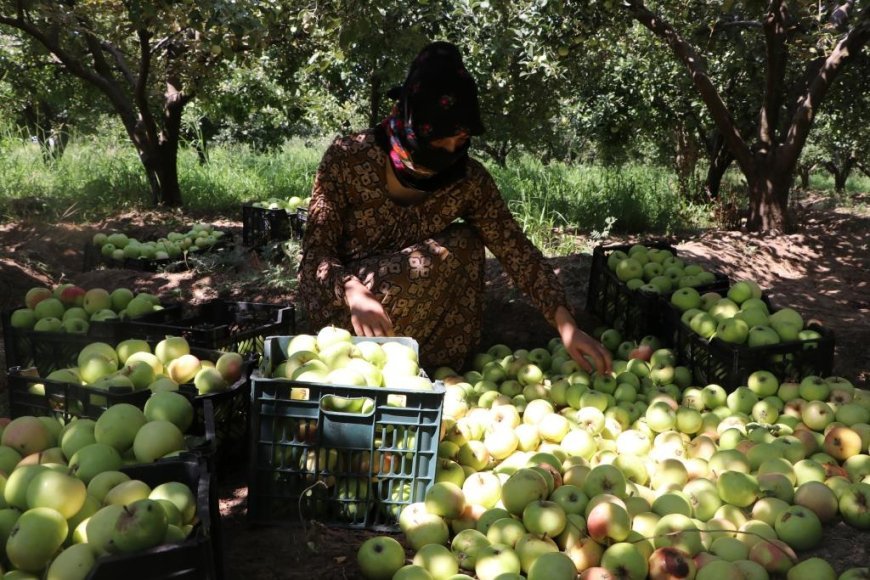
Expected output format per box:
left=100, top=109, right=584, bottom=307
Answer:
left=3, top=123, right=865, bottom=255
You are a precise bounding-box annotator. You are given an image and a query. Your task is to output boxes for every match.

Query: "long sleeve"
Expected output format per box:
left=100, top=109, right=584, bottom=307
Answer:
left=462, top=164, right=569, bottom=326
left=298, top=140, right=355, bottom=310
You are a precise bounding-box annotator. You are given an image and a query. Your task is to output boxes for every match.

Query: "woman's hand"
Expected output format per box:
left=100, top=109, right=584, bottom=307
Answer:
left=344, top=278, right=394, bottom=337
left=555, top=306, right=613, bottom=375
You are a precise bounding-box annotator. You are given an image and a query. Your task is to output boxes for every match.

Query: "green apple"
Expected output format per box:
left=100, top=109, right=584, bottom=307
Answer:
left=10, top=308, right=36, bottom=329
left=747, top=325, right=780, bottom=347
left=615, top=258, right=644, bottom=282
left=600, top=542, right=648, bottom=580
left=25, top=469, right=87, bottom=519
left=717, top=471, right=759, bottom=507
left=774, top=505, right=822, bottom=550
left=501, top=469, right=549, bottom=516
left=6, top=506, right=68, bottom=572
left=358, top=536, right=406, bottom=580
left=412, top=544, right=460, bottom=579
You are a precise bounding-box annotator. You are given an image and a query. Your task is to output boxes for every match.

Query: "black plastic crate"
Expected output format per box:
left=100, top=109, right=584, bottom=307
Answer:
left=6, top=368, right=216, bottom=457
left=586, top=242, right=729, bottom=343
left=242, top=203, right=306, bottom=248
left=82, top=238, right=231, bottom=273
left=247, top=336, right=444, bottom=530
left=1, top=304, right=182, bottom=376
left=673, top=311, right=835, bottom=391
left=87, top=455, right=222, bottom=580
left=6, top=345, right=251, bottom=473
left=120, top=300, right=295, bottom=360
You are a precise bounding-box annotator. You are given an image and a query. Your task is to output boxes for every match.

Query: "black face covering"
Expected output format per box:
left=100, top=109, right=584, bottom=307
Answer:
left=376, top=42, right=485, bottom=192
left=411, top=139, right=471, bottom=173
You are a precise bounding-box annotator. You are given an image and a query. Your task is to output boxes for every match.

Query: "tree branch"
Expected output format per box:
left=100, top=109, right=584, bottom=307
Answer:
left=696, top=19, right=762, bottom=37
left=74, top=13, right=116, bottom=84
left=135, top=28, right=159, bottom=152
left=759, top=0, right=788, bottom=151
left=625, top=0, right=755, bottom=175
left=100, top=40, right=136, bottom=89
left=0, top=13, right=114, bottom=98
left=830, top=1, right=857, bottom=31
left=782, top=6, right=870, bottom=174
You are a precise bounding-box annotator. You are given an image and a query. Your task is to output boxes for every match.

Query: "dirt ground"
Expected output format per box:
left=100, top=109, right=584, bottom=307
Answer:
left=0, top=192, right=868, bottom=578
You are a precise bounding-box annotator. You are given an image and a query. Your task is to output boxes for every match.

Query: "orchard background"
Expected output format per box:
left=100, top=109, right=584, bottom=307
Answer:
left=0, top=1, right=869, bottom=579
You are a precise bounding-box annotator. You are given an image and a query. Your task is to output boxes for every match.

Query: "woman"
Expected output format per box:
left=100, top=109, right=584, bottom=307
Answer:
left=298, top=41, right=611, bottom=375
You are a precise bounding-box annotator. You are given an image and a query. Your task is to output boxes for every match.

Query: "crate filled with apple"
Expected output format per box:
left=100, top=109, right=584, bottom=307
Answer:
left=247, top=327, right=445, bottom=530
left=0, top=416, right=220, bottom=580
left=350, top=333, right=869, bottom=580
left=586, top=242, right=729, bottom=344
left=82, top=223, right=229, bottom=273
left=6, top=335, right=251, bottom=473
left=242, top=195, right=310, bottom=248
left=118, top=299, right=295, bottom=361
left=2, top=284, right=177, bottom=376
left=668, top=279, right=835, bottom=390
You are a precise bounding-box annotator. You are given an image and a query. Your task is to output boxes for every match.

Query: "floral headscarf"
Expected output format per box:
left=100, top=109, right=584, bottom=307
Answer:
left=378, top=42, right=485, bottom=192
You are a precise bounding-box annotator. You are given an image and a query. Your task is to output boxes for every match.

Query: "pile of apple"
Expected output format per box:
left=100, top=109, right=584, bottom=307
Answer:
left=356, top=335, right=870, bottom=580
left=9, top=285, right=164, bottom=334
left=607, top=244, right=719, bottom=293
left=0, top=413, right=201, bottom=577
left=263, top=326, right=433, bottom=391
left=671, top=280, right=823, bottom=346
left=91, top=223, right=226, bottom=262
left=34, top=336, right=245, bottom=400
left=250, top=195, right=310, bottom=213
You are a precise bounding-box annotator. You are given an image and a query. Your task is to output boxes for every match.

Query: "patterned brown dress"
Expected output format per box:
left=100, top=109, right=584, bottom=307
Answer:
left=297, top=130, right=569, bottom=370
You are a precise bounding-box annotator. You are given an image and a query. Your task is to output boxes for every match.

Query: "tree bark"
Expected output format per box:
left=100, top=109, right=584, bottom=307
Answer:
left=479, top=141, right=511, bottom=167
left=825, top=156, right=856, bottom=193
left=796, top=163, right=814, bottom=189
left=704, top=145, right=733, bottom=200
left=746, top=159, right=791, bottom=231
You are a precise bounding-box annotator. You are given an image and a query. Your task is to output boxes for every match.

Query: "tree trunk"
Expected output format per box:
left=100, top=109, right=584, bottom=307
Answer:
left=746, top=165, right=790, bottom=231
left=479, top=141, right=510, bottom=167
left=135, top=130, right=182, bottom=207
left=673, top=125, right=700, bottom=200
left=796, top=164, right=812, bottom=189
left=154, top=144, right=182, bottom=206
left=704, top=146, right=733, bottom=200
left=825, top=157, right=855, bottom=193
left=155, top=91, right=186, bottom=207
left=129, top=92, right=186, bottom=207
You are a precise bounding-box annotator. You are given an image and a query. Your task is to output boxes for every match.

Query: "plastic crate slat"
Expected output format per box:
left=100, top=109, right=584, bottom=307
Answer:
left=671, top=308, right=835, bottom=390
left=242, top=202, right=305, bottom=248
left=1, top=304, right=182, bottom=374
left=6, top=346, right=252, bottom=474
left=86, top=456, right=221, bottom=580
left=247, top=360, right=444, bottom=530
left=585, top=242, right=730, bottom=343
left=119, top=300, right=294, bottom=358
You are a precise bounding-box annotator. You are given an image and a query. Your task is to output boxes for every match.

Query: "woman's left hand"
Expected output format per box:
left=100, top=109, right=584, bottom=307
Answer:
left=555, top=306, right=613, bottom=375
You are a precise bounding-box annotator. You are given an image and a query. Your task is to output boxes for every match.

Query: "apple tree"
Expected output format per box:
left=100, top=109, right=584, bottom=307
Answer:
left=0, top=0, right=279, bottom=206
left=441, top=0, right=578, bottom=166
left=0, top=30, right=108, bottom=162
left=612, top=0, right=870, bottom=231
left=805, top=53, right=870, bottom=192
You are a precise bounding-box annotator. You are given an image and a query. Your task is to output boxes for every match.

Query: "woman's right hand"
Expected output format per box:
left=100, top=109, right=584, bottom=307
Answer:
left=344, top=278, right=394, bottom=337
